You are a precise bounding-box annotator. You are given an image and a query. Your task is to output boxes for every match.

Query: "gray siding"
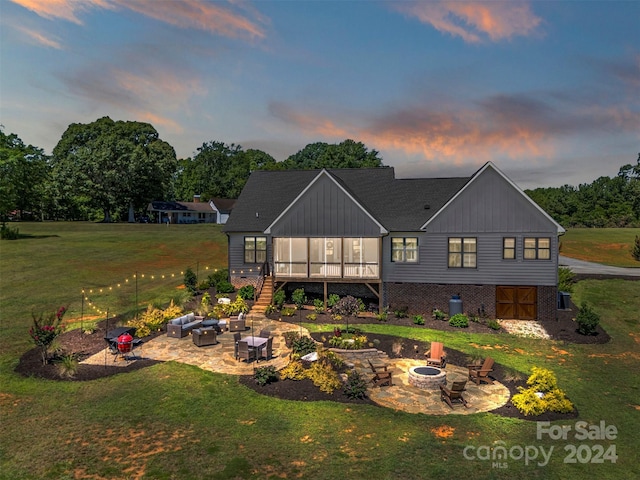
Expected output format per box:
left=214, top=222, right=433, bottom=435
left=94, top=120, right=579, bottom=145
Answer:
left=269, top=174, right=382, bottom=237
left=426, top=166, right=557, bottom=234
left=383, top=233, right=558, bottom=286
left=383, top=166, right=559, bottom=286
left=228, top=233, right=272, bottom=276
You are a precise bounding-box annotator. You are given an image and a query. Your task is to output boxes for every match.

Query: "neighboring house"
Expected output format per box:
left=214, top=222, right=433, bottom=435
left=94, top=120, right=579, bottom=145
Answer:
left=222, top=162, right=565, bottom=321
left=148, top=196, right=216, bottom=224
left=209, top=198, right=236, bottom=224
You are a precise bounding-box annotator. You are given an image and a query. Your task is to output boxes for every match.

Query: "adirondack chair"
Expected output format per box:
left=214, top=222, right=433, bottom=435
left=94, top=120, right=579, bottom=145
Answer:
left=440, top=380, right=469, bottom=408
left=468, top=357, right=495, bottom=385
left=368, top=359, right=393, bottom=387
left=425, top=341, right=446, bottom=368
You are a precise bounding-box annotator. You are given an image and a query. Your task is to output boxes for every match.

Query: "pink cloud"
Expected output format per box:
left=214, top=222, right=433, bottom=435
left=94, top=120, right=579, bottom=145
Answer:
left=11, top=0, right=267, bottom=40
left=112, top=0, right=267, bottom=40
left=10, top=0, right=111, bottom=24
left=15, top=25, right=63, bottom=49
left=393, top=1, right=542, bottom=43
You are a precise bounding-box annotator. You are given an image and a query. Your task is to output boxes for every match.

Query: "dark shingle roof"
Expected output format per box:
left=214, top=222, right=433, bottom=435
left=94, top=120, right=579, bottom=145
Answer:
left=223, top=168, right=470, bottom=233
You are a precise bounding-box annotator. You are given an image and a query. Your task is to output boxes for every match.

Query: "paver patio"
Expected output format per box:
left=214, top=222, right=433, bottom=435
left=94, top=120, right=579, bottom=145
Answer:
left=82, top=314, right=511, bottom=415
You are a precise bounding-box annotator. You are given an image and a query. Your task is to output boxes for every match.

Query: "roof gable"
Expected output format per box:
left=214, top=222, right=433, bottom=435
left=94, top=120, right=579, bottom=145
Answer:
left=420, top=162, right=565, bottom=234
left=265, top=169, right=388, bottom=235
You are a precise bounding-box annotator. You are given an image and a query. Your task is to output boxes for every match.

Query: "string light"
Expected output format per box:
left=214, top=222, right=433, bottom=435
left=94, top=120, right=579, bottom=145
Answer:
left=80, top=263, right=222, bottom=314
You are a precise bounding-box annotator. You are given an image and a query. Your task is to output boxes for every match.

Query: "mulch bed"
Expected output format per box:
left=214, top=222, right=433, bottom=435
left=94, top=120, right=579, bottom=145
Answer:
left=15, top=291, right=609, bottom=421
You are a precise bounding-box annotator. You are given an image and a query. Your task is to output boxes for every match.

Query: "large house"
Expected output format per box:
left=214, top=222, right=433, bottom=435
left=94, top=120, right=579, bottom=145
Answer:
left=222, top=162, right=565, bottom=321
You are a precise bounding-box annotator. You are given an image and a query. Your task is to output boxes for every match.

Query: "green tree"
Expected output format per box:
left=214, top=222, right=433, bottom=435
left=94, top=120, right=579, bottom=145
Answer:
left=283, top=139, right=384, bottom=169
left=0, top=129, right=50, bottom=222
left=174, top=142, right=277, bottom=201
left=50, top=117, right=177, bottom=222
left=632, top=235, right=640, bottom=262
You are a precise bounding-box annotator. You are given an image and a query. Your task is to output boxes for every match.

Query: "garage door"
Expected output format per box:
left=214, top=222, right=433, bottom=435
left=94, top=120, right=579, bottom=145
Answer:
left=496, top=286, right=537, bottom=320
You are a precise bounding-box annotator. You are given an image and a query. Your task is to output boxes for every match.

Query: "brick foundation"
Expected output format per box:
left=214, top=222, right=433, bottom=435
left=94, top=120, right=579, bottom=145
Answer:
left=384, top=283, right=558, bottom=321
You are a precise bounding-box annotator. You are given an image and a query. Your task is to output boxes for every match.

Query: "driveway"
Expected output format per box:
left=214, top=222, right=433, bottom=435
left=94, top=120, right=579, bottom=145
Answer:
left=559, top=255, right=640, bottom=276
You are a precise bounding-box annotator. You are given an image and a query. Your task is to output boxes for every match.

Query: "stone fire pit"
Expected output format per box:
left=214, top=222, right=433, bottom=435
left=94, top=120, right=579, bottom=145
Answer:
left=408, top=366, right=447, bottom=389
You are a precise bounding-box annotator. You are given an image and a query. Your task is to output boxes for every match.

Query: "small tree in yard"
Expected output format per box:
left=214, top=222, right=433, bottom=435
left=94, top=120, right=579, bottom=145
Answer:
left=576, top=303, right=600, bottom=335
left=632, top=235, right=640, bottom=262
left=183, top=267, right=197, bottom=293
left=332, top=295, right=360, bottom=333
left=29, top=306, right=66, bottom=364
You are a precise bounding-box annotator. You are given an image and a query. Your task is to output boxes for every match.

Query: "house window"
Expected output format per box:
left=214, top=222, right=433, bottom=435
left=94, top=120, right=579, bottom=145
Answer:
left=391, top=237, right=418, bottom=262
left=448, top=237, right=476, bottom=268
left=503, top=237, right=516, bottom=259
left=244, top=236, right=267, bottom=263
left=524, top=237, right=550, bottom=260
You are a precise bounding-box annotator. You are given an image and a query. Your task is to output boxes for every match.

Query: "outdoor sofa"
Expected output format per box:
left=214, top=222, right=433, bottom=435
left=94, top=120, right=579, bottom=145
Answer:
left=166, top=313, right=202, bottom=338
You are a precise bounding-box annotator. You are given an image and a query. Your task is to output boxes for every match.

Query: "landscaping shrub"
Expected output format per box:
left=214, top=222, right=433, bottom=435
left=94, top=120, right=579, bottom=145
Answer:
left=183, top=268, right=197, bottom=293
left=197, top=281, right=210, bottom=291
left=448, top=313, right=469, bottom=328
left=282, top=331, right=300, bottom=348
left=327, top=293, right=340, bottom=309
left=207, top=268, right=229, bottom=288
left=317, top=349, right=344, bottom=370
left=375, top=310, right=388, bottom=322
left=432, top=308, right=446, bottom=320
left=253, top=366, right=278, bottom=386
left=0, top=224, right=20, bottom=240
left=216, top=281, right=235, bottom=294
left=328, top=333, right=368, bottom=350
left=237, top=285, right=255, bottom=300
left=55, top=353, right=79, bottom=379
left=412, top=314, right=425, bottom=325
left=343, top=370, right=368, bottom=399
left=393, top=306, right=409, bottom=318
left=511, top=367, right=574, bottom=416
left=264, top=304, right=276, bottom=315
left=223, top=297, right=249, bottom=316
left=291, top=335, right=317, bottom=357
left=292, top=288, right=307, bottom=309
left=305, top=313, right=317, bottom=321
left=280, top=306, right=295, bottom=317
left=313, top=298, right=325, bottom=313
left=576, top=303, right=600, bottom=335
left=487, top=319, right=501, bottom=330
left=558, top=266, right=576, bottom=294
left=273, top=290, right=286, bottom=308
left=306, top=362, right=342, bottom=393
left=279, top=360, right=307, bottom=380
left=128, top=303, right=166, bottom=337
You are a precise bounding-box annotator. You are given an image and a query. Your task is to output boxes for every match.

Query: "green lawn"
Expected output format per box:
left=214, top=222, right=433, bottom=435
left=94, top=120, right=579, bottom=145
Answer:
left=560, top=228, right=640, bottom=267
left=0, top=223, right=638, bottom=479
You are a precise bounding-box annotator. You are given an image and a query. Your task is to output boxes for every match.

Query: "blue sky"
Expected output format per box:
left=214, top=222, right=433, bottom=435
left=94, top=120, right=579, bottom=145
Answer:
left=1, top=0, right=638, bottom=189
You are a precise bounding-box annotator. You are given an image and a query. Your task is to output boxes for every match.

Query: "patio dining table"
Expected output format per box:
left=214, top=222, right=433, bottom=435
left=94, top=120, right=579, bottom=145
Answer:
left=244, top=336, right=268, bottom=349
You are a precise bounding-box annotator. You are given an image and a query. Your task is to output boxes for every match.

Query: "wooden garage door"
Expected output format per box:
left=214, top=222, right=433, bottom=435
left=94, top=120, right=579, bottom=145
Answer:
left=496, top=286, right=537, bottom=320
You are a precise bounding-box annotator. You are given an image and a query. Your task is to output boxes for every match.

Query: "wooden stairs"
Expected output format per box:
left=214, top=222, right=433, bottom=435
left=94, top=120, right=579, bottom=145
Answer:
left=250, top=276, right=273, bottom=314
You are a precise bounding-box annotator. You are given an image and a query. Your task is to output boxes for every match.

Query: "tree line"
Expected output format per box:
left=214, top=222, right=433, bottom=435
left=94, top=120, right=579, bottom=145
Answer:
left=2, top=116, right=638, bottom=227
left=1, top=117, right=383, bottom=222
left=525, top=155, right=640, bottom=228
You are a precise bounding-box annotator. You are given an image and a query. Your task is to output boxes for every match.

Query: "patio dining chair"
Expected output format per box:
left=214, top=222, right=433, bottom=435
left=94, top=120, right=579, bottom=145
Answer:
left=233, top=332, right=242, bottom=360
left=259, top=329, right=271, bottom=338
left=237, top=340, right=256, bottom=363
left=258, top=337, right=273, bottom=362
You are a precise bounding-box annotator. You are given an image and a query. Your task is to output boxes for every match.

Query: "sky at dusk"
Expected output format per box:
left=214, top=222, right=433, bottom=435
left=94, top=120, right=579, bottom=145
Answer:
left=1, top=0, right=638, bottom=189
